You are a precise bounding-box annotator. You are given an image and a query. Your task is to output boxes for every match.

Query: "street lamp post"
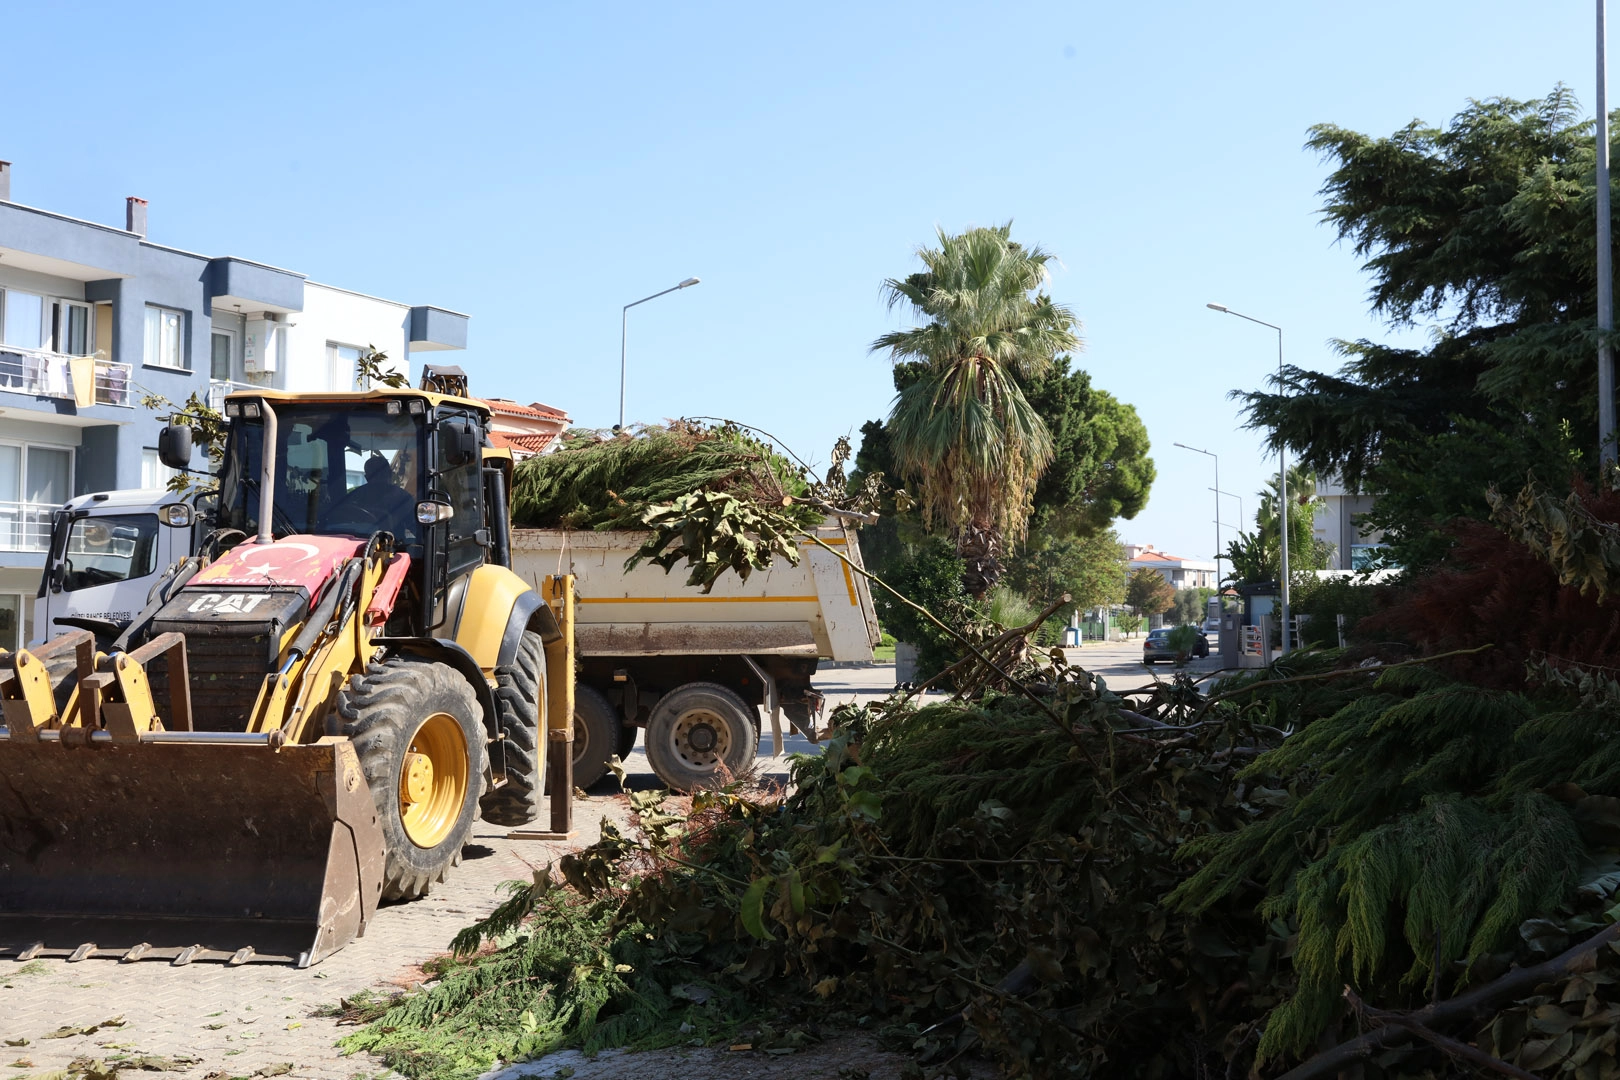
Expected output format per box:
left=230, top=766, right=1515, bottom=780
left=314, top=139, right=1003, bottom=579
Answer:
left=1207, top=303, right=1292, bottom=652
left=1173, top=442, right=1221, bottom=591
left=619, top=277, right=701, bottom=432
left=1210, top=487, right=1244, bottom=537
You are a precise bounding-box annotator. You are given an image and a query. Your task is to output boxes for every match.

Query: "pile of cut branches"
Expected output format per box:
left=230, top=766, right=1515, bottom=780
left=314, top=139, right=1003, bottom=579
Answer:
left=343, top=666, right=1291, bottom=1078
left=509, top=420, right=823, bottom=533
left=345, top=477, right=1620, bottom=1079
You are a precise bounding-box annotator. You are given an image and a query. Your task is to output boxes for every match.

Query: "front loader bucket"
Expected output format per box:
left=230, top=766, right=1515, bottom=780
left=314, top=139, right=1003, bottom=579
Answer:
left=0, top=733, right=385, bottom=966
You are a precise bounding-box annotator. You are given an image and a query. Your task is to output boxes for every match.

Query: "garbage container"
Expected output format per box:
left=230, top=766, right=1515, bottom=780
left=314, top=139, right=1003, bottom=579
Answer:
left=1062, top=626, right=1080, bottom=647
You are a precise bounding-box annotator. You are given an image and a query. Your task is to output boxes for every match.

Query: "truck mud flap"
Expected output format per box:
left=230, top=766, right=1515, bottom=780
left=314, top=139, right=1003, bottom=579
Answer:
left=0, top=735, right=384, bottom=967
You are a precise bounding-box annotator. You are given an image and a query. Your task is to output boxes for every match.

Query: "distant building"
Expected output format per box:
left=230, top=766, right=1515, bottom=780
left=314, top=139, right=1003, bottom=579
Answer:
left=0, top=158, right=467, bottom=648
left=1123, top=544, right=1217, bottom=590
left=1313, top=473, right=1387, bottom=570
left=483, top=398, right=570, bottom=459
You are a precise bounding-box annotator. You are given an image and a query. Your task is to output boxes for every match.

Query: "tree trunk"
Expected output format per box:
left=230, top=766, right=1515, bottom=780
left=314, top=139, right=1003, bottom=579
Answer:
left=957, top=522, right=1001, bottom=599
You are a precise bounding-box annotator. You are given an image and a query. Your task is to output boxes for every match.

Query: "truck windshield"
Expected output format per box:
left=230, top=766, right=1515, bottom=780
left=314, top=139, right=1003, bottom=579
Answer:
left=219, top=406, right=425, bottom=543
left=61, top=514, right=160, bottom=592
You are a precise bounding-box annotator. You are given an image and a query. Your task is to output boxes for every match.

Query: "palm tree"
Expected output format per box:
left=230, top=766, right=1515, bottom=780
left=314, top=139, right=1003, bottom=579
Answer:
left=872, top=224, right=1079, bottom=596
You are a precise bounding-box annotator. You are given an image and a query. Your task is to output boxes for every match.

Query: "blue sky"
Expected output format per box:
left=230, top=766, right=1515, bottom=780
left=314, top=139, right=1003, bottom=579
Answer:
left=1, top=0, right=1597, bottom=563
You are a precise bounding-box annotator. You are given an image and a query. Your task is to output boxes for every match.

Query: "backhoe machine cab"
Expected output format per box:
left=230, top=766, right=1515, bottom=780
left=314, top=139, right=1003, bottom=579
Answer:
left=0, top=386, right=572, bottom=967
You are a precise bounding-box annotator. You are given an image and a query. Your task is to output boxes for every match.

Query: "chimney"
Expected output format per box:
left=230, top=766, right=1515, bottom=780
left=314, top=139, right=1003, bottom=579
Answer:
left=126, top=196, right=147, bottom=237
left=0, top=161, right=10, bottom=203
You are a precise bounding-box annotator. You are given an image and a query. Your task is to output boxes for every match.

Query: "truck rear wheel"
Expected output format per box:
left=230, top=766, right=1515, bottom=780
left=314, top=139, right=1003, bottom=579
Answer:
left=571, top=684, right=619, bottom=789
left=644, top=681, right=759, bottom=792
left=480, top=631, right=546, bottom=827
left=338, top=658, right=486, bottom=901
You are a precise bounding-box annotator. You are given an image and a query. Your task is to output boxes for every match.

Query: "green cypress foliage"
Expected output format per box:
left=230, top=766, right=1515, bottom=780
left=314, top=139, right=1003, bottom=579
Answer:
left=1171, top=667, right=1593, bottom=1059
left=508, top=422, right=819, bottom=532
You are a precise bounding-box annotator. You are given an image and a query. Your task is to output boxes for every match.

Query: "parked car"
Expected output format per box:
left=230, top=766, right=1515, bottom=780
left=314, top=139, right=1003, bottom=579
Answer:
left=1143, top=625, right=1209, bottom=665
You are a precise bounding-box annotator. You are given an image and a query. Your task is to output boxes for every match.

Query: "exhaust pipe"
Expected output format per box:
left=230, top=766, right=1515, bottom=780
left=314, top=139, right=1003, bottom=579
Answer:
left=258, top=400, right=278, bottom=544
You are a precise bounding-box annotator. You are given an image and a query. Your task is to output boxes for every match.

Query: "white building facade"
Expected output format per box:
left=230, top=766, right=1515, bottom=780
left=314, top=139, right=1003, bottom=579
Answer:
left=0, top=159, right=467, bottom=648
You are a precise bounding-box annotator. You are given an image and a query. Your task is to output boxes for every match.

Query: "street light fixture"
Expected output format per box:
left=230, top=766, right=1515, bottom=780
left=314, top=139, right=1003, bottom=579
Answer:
left=618, top=277, right=702, bottom=432
left=1173, top=442, right=1222, bottom=590
left=1207, top=302, right=1292, bottom=653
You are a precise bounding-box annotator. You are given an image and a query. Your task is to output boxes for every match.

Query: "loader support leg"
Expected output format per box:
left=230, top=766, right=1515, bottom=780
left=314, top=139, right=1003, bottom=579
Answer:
left=543, top=574, right=575, bottom=836
left=547, top=731, right=572, bottom=834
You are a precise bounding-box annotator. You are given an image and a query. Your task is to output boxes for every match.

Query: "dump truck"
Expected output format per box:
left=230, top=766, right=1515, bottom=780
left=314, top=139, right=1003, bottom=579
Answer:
left=0, top=375, right=574, bottom=966
left=511, top=521, right=879, bottom=791
left=32, top=489, right=197, bottom=645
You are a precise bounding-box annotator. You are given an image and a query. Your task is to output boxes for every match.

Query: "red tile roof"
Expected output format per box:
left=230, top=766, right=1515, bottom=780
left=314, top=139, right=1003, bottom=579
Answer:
left=482, top=397, right=569, bottom=421
left=490, top=431, right=560, bottom=455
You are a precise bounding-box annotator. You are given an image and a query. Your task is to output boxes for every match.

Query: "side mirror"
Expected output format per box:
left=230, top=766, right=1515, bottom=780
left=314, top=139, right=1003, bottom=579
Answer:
left=159, top=503, right=194, bottom=528
left=443, top=423, right=478, bottom=466
left=157, top=424, right=193, bottom=470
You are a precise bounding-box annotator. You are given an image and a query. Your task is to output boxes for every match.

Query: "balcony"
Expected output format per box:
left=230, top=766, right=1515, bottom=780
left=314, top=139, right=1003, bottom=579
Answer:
left=208, top=379, right=266, bottom=410
left=0, top=501, right=57, bottom=552
left=0, top=347, right=134, bottom=408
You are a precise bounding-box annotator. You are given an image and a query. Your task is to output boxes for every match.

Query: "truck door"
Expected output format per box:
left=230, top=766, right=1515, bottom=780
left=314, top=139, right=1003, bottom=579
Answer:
left=38, top=511, right=162, bottom=637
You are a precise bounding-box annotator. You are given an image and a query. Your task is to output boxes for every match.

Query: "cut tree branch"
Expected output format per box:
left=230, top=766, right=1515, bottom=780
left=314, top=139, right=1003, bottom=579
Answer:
left=1275, top=920, right=1620, bottom=1080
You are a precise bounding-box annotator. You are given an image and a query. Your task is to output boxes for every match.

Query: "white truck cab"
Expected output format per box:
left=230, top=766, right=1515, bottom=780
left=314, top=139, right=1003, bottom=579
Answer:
left=32, top=489, right=195, bottom=644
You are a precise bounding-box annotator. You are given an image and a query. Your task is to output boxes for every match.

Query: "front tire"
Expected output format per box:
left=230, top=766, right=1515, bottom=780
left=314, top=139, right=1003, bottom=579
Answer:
left=571, top=684, right=619, bottom=789
left=338, top=658, right=486, bottom=901
left=644, top=681, right=758, bottom=793
left=480, top=631, right=546, bottom=827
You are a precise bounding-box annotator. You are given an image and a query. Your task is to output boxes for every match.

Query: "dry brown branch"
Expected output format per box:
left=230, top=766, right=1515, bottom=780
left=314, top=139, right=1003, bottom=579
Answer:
left=1275, top=920, right=1620, bottom=1080
left=1346, top=988, right=1541, bottom=1080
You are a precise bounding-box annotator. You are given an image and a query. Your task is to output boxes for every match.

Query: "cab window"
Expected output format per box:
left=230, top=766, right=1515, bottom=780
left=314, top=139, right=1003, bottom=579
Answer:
left=61, top=514, right=159, bottom=592
left=434, top=414, right=484, bottom=576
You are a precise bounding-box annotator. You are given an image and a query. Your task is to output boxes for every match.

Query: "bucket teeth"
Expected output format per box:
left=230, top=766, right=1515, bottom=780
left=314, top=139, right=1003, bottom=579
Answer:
left=172, top=945, right=202, bottom=967
left=228, top=947, right=255, bottom=966
left=16, top=942, right=44, bottom=961
left=68, top=942, right=97, bottom=962
left=121, top=943, right=151, bottom=963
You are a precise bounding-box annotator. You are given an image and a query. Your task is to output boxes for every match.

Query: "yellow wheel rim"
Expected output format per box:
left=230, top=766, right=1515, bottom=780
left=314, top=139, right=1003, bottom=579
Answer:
left=399, top=711, right=469, bottom=849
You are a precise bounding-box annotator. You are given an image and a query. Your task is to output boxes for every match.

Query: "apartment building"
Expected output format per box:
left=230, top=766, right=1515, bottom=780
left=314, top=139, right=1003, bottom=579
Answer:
left=0, top=160, right=468, bottom=647
left=1123, top=544, right=1218, bottom=590
left=1312, top=473, right=1387, bottom=571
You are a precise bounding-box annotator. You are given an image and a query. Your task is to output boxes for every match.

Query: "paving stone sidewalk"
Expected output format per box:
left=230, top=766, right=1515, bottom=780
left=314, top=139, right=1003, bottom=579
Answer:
left=1, top=668, right=900, bottom=1080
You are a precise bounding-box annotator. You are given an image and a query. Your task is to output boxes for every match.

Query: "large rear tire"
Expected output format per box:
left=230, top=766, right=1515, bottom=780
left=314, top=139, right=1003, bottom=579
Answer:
left=480, top=631, right=546, bottom=826
left=644, top=681, right=758, bottom=793
left=571, top=683, right=619, bottom=789
left=338, top=658, right=486, bottom=901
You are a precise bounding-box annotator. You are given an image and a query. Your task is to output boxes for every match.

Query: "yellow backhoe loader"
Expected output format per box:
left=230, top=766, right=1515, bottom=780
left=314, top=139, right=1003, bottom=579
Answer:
left=0, top=376, right=575, bottom=966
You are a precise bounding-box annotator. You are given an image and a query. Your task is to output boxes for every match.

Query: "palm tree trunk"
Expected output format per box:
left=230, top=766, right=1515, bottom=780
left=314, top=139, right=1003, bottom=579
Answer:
left=957, top=521, right=1002, bottom=599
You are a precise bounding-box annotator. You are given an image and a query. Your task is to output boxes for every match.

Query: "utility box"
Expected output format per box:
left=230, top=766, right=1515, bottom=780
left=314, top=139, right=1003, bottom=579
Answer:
left=1219, top=611, right=1240, bottom=668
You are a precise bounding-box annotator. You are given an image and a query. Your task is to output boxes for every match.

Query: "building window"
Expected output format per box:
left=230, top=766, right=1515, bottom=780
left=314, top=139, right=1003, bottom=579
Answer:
left=0, top=440, right=73, bottom=551
left=55, top=300, right=93, bottom=356
left=329, top=343, right=363, bottom=390
left=141, top=449, right=177, bottom=490
left=210, top=330, right=235, bottom=381
left=144, top=305, right=187, bottom=369
left=0, top=593, right=23, bottom=651
left=1, top=289, right=45, bottom=349
left=1350, top=544, right=1391, bottom=572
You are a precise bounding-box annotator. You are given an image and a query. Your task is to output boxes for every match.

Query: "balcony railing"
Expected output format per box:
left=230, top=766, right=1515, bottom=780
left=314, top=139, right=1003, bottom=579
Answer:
left=0, top=501, right=58, bottom=553
left=0, top=347, right=134, bottom=408
left=208, top=379, right=266, bottom=410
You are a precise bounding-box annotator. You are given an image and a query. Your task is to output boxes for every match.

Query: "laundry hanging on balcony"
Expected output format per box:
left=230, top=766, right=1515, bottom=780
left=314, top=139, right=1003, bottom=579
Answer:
left=68, top=356, right=95, bottom=408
